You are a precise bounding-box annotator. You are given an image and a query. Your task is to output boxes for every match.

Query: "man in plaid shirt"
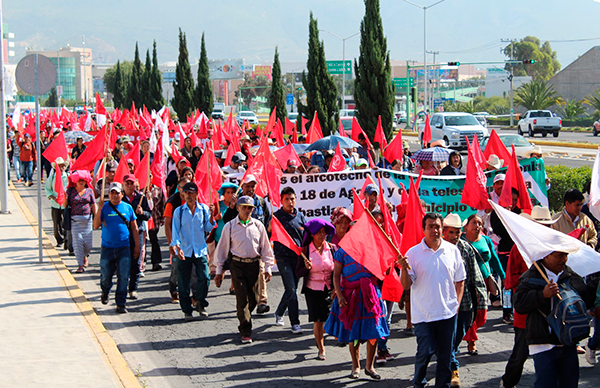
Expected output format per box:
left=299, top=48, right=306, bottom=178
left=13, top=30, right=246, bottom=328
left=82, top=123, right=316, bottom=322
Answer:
left=442, top=213, right=488, bottom=387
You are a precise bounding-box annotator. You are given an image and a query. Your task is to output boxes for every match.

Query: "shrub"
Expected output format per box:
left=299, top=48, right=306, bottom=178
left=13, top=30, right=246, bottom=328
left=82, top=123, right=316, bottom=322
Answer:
left=546, top=165, right=592, bottom=212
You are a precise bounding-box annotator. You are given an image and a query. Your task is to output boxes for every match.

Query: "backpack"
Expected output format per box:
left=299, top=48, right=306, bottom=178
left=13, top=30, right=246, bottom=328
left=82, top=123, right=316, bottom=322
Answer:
left=528, top=277, right=592, bottom=346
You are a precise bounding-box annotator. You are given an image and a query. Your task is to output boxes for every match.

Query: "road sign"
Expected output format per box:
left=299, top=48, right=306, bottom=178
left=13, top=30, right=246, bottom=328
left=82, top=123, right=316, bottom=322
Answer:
left=392, top=77, right=415, bottom=89
left=286, top=93, right=294, bottom=105
left=16, top=54, right=57, bottom=95
left=326, top=60, right=352, bottom=75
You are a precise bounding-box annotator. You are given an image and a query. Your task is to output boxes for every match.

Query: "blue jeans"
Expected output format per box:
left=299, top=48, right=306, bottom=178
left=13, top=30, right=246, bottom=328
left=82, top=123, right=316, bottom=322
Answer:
left=413, top=315, right=457, bottom=388
left=21, top=160, right=33, bottom=182
left=177, top=254, right=210, bottom=314
left=588, top=316, right=600, bottom=350
left=377, top=300, right=395, bottom=351
left=100, top=246, right=131, bottom=307
left=450, top=310, right=472, bottom=371
left=532, top=346, right=578, bottom=388
left=13, top=156, right=20, bottom=180
left=275, top=258, right=300, bottom=326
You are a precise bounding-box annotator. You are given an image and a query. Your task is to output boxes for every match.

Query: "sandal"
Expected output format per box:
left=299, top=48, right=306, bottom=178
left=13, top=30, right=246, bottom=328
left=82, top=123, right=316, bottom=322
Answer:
left=83, top=257, right=89, bottom=267
left=75, top=266, right=84, bottom=273
left=365, top=369, right=382, bottom=380
left=317, top=353, right=326, bottom=360
left=350, top=370, right=360, bottom=379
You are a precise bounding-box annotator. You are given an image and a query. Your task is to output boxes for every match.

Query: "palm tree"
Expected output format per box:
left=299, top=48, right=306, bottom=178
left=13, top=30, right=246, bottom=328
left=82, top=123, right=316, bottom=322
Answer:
left=584, top=89, right=600, bottom=116
left=556, top=99, right=587, bottom=119
left=514, top=80, right=562, bottom=110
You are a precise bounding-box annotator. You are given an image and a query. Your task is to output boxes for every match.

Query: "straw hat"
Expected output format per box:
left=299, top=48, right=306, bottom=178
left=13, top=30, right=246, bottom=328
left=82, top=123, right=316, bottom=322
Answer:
left=51, top=157, right=67, bottom=168
left=524, top=146, right=545, bottom=158
left=443, top=213, right=467, bottom=228
left=520, top=206, right=557, bottom=225
left=487, top=154, right=504, bottom=170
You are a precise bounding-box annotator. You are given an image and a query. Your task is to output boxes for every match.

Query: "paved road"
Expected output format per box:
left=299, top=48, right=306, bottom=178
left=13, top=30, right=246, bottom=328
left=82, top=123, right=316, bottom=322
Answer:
left=13, top=177, right=599, bottom=387
left=496, top=127, right=600, bottom=145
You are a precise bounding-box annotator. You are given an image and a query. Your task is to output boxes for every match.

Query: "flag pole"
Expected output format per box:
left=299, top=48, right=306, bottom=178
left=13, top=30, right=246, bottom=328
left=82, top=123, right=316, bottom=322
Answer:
left=365, top=208, right=411, bottom=270
left=207, top=142, right=212, bottom=205
left=98, top=123, right=110, bottom=205
left=532, top=260, right=562, bottom=300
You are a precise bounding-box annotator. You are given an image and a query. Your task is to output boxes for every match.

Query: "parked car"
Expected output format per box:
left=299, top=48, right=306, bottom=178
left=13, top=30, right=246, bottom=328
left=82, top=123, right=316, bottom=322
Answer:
left=339, top=109, right=357, bottom=117
left=340, top=117, right=353, bottom=137
left=517, top=110, right=561, bottom=138
left=593, top=120, right=600, bottom=136
left=474, top=114, right=488, bottom=127
left=480, top=134, right=535, bottom=159
left=288, top=112, right=299, bottom=124
left=394, top=111, right=407, bottom=124
left=236, top=111, right=259, bottom=126
left=417, top=112, right=488, bottom=149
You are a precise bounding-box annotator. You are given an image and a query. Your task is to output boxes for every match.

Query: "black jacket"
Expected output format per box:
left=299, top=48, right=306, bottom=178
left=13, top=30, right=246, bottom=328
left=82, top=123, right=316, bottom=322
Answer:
left=122, top=191, right=152, bottom=228
left=514, top=261, right=593, bottom=345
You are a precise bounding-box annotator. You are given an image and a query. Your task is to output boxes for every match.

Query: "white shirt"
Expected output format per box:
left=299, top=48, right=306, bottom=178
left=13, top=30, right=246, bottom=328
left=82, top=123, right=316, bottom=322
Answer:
left=221, top=165, right=246, bottom=175
left=529, top=264, right=563, bottom=356
left=404, top=239, right=467, bottom=324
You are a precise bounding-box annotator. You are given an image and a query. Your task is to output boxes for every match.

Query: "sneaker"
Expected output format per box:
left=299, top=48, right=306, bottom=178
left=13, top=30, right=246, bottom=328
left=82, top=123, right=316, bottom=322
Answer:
left=241, top=336, right=253, bottom=344
left=101, top=292, right=109, bottom=305
left=139, top=271, right=145, bottom=278
left=375, top=350, right=387, bottom=364
left=382, top=349, right=394, bottom=361
left=16, top=179, right=22, bottom=183
left=291, top=324, right=303, bottom=334
left=229, top=288, right=236, bottom=295
left=275, top=315, right=285, bottom=326
left=585, top=344, right=597, bottom=365
left=116, top=306, right=127, bottom=314
left=170, top=291, right=179, bottom=303
left=502, top=316, right=514, bottom=325
left=129, top=291, right=138, bottom=300
left=451, top=370, right=460, bottom=387
left=257, top=304, right=270, bottom=314
left=196, top=305, right=209, bottom=317
left=184, top=312, right=194, bottom=322
left=152, top=264, right=162, bottom=271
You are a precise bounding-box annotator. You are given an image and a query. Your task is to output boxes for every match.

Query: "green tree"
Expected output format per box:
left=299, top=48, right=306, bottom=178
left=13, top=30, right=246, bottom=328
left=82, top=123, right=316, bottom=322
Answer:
left=112, top=61, right=127, bottom=109
left=194, top=32, right=213, bottom=118
left=298, top=12, right=339, bottom=136
left=104, top=61, right=132, bottom=99
left=140, top=49, right=152, bottom=109
left=45, top=87, right=59, bottom=107
left=354, top=0, right=395, bottom=141
left=584, top=90, right=600, bottom=116
left=269, top=47, right=287, bottom=124
left=149, top=40, right=164, bottom=111
left=556, top=99, right=587, bottom=119
left=503, top=36, right=561, bottom=81
left=127, top=43, right=144, bottom=108
left=514, top=80, right=562, bottom=110
left=172, top=28, right=195, bottom=121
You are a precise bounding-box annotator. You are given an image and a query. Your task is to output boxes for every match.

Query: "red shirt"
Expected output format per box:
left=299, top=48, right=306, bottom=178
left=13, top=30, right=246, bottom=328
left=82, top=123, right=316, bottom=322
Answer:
left=506, top=245, right=529, bottom=329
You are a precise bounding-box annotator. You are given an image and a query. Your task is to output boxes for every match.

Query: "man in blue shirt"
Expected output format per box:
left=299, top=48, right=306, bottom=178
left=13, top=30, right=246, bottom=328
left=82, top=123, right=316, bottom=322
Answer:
left=170, top=182, right=216, bottom=321
left=94, top=182, right=139, bottom=314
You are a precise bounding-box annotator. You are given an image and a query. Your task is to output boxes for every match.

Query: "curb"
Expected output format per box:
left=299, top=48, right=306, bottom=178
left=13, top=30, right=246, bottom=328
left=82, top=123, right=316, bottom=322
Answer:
left=8, top=182, right=142, bottom=388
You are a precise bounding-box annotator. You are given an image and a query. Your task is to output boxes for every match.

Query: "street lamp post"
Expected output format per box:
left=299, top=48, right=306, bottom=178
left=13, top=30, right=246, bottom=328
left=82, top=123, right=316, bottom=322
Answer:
left=320, top=30, right=359, bottom=109
left=403, top=0, right=446, bottom=113
left=82, top=35, right=87, bottom=105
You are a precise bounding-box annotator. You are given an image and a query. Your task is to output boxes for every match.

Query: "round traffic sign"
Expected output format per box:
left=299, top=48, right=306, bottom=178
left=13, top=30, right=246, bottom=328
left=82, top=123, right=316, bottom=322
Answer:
left=16, top=54, right=57, bottom=95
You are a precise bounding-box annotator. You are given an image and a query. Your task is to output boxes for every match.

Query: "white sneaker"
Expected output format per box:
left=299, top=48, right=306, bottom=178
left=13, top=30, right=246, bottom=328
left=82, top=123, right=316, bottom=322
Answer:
left=585, top=344, right=597, bottom=365
left=291, top=324, right=303, bottom=334
left=275, top=315, right=284, bottom=326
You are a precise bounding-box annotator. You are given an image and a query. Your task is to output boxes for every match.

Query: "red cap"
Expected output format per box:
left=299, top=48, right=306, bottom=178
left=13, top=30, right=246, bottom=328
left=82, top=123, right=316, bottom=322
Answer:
left=123, top=174, right=137, bottom=183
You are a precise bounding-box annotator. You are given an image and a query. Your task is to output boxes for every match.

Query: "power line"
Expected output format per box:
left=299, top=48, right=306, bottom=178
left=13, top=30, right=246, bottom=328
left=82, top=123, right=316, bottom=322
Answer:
left=438, top=40, right=503, bottom=54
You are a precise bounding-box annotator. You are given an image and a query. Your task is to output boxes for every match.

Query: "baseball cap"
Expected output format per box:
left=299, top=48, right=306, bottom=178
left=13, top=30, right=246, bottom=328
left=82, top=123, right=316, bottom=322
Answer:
left=493, top=174, right=506, bottom=184
left=123, top=174, right=136, bottom=183
left=109, top=182, right=123, bottom=193
left=364, top=184, right=379, bottom=196
left=106, top=160, right=118, bottom=172
left=242, top=174, right=257, bottom=185
left=287, top=159, right=298, bottom=167
left=232, top=152, right=246, bottom=164
left=356, top=158, right=368, bottom=167
left=182, top=182, right=199, bottom=193
left=237, top=195, right=256, bottom=207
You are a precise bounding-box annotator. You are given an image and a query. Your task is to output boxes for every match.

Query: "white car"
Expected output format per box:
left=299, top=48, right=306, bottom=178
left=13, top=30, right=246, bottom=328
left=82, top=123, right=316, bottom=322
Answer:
left=339, top=109, right=357, bottom=117
left=236, top=111, right=259, bottom=126
left=288, top=112, right=299, bottom=123
left=418, top=112, right=489, bottom=149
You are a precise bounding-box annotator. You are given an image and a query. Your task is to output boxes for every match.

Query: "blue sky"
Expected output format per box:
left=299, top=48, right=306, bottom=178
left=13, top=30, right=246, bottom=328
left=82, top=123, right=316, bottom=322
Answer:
left=5, top=0, right=600, bottom=70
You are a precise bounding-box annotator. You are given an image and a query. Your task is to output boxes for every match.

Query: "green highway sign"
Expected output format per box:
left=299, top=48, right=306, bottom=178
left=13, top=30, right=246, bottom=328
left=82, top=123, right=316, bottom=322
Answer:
left=392, top=77, right=415, bottom=89
left=326, top=60, right=352, bottom=75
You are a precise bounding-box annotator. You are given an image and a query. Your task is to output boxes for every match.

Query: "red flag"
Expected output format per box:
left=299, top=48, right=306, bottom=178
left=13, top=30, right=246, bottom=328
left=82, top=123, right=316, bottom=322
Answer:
left=291, top=126, right=298, bottom=144
left=189, top=127, right=199, bottom=148
left=113, top=156, right=130, bottom=184
left=471, top=134, right=487, bottom=171
left=240, top=137, right=281, bottom=199
left=273, top=143, right=302, bottom=171
left=306, top=112, right=324, bottom=143
left=383, top=129, right=404, bottom=165
left=150, top=134, right=166, bottom=194
left=54, top=165, right=66, bottom=206
left=266, top=107, right=277, bottom=134
left=95, top=93, right=107, bottom=115
left=373, top=116, right=388, bottom=150
left=171, top=144, right=186, bottom=164
left=338, top=119, right=348, bottom=138
left=381, top=269, right=403, bottom=302
left=271, top=215, right=302, bottom=255
left=339, top=210, right=398, bottom=280
left=351, top=117, right=373, bottom=150
left=300, top=117, right=308, bottom=136
left=135, top=151, right=151, bottom=189
left=377, top=177, right=403, bottom=248
left=265, top=162, right=283, bottom=207
left=42, top=131, right=68, bottom=164
left=71, top=126, right=108, bottom=171
left=328, top=142, right=347, bottom=172
left=422, top=114, right=432, bottom=147
left=399, top=175, right=426, bottom=255
left=483, top=129, right=511, bottom=168
left=224, top=140, right=241, bottom=168
left=274, top=119, right=286, bottom=147
left=359, top=174, right=376, bottom=201
left=284, top=117, right=296, bottom=137
left=194, top=144, right=222, bottom=206
left=461, top=136, right=492, bottom=210
left=352, top=188, right=365, bottom=221
left=399, top=182, right=408, bottom=204
left=127, top=140, right=141, bottom=170
left=499, top=145, right=533, bottom=211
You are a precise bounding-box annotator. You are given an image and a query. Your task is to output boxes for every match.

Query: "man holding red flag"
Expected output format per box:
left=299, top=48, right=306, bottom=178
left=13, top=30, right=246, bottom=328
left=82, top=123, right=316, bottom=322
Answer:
left=400, top=213, right=466, bottom=388
left=273, top=187, right=307, bottom=334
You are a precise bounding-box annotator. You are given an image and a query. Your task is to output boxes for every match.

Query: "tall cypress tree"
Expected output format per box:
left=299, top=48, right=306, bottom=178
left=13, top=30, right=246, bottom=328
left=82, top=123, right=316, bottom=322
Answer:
left=194, top=32, right=213, bottom=117
left=298, top=12, right=338, bottom=136
left=354, top=0, right=395, bottom=141
left=128, top=42, right=144, bottom=109
left=113, top=61, right=126, bottom=109
left=172, top=28, right=195, bottom=121
left=141, top=49, right=152, bottom=109
left=149, top=40, right=164, bottom=111
left=269, top=47, right=287, bottom=124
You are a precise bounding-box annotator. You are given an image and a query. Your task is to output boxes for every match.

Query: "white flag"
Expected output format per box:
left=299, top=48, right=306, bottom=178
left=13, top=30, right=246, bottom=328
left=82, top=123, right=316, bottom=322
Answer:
left=489, top=200, right=600, bottom=277
left=588, top=147, right=600, bottom=221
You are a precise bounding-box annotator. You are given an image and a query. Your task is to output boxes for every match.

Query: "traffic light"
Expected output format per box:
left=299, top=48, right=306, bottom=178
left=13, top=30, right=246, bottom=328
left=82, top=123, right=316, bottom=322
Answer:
left=447, top=62, right=460, bottom=66
left=523, top=60, right=536, bottom=64
left=297, top=86, right=303, bottom=92
left=410, top=87, right=416, bottom=101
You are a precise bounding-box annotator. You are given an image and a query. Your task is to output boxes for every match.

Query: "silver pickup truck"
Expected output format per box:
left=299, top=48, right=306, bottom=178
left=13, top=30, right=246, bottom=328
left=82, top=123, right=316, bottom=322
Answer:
left=517, top=110, right=562, bottom=138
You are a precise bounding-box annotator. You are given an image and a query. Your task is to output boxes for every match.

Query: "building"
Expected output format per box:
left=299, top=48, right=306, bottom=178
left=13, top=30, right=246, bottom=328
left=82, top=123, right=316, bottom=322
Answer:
left=485, top=68, right=531, bottom=98
left=24, top=46, right=93, bottom=102
left=548, top=46, right=600, bottom=104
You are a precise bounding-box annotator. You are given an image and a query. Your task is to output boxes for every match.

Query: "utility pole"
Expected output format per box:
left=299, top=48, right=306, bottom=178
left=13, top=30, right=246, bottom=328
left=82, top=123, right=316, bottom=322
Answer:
left=0, top=0, right=8, bottom=214
left=501, top=38, right=517, bottom=127
left=427, top=50, right=439, bottom=111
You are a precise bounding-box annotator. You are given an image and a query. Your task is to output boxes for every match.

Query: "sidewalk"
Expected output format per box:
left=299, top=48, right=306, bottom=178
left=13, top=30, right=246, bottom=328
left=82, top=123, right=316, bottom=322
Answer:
left=0, top=185, right=140, bottom=388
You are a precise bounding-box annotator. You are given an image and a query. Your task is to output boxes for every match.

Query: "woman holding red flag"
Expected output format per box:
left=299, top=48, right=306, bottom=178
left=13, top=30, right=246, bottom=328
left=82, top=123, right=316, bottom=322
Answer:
left=329, top=207, right=352, bottom=245
left=324, top=211, right=389, bottom=380
left=296, top=219, right=336, bottom=361
left=64, top=170, right=96, bottom=273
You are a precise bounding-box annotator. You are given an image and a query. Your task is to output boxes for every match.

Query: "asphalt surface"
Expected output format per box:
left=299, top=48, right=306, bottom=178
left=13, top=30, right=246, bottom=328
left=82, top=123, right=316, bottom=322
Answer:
left=13, top=169, right=600, bottom=387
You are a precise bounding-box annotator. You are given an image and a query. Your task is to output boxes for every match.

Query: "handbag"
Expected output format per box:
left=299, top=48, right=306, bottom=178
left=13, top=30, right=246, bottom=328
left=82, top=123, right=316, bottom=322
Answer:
left=62, top=205, right=72, bottom=231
